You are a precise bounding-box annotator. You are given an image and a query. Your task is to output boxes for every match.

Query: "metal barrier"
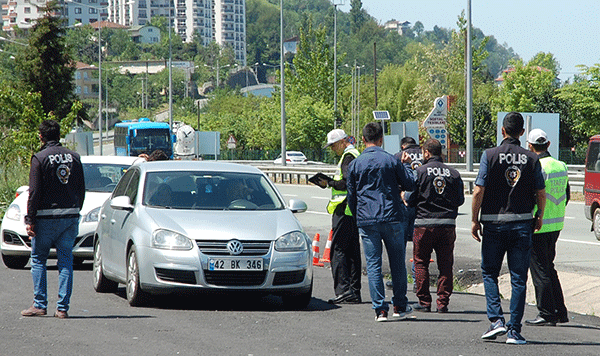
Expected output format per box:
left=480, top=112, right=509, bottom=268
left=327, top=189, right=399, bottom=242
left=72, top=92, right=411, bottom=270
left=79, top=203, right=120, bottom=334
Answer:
left=253, top=162, right=585, bottom=190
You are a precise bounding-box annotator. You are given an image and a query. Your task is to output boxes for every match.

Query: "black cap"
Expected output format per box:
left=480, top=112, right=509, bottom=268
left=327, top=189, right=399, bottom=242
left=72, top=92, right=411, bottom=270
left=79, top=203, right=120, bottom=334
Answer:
left=503, top=112, right=524, bottom=136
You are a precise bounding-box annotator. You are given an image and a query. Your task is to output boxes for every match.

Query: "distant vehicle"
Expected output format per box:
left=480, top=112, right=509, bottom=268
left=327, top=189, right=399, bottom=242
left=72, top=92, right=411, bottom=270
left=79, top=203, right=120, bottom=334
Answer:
left=584, top=135, right=600, bottom=240
left=0, top=156, right=140, bottom=269
left=93, top=161, right=313, bottom=309
left=114, top=118, right=175, bottom=158
left=273, top=151, right=308, bottom=165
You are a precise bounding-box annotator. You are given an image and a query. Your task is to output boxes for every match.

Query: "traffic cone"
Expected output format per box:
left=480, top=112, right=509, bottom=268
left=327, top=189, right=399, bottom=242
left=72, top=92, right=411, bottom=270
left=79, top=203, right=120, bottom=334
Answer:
left=320, top=229, right=333, bottom=263
left=312, top=234, right=324, bottom=267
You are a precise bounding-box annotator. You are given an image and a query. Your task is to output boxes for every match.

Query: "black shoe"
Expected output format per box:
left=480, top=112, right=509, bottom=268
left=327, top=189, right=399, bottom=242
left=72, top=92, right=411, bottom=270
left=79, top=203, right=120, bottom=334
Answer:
left=345, top=294, right=362, bottom=304
left=413, top=303, right=431, bottom=312
left=437, top=306, right=448, bottom=313
left=558, top=315, right=569, bottom=324
left=328, top=291, right=354, bottom=304
left=525, top=315, right=556, bottom=326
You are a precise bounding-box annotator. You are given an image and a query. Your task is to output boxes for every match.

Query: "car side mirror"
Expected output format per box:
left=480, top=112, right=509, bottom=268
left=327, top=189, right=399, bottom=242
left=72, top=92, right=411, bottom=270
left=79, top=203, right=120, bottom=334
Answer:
left=289, top=199, right=307, bottom=213
left=110, top=196, right=134, bottom=211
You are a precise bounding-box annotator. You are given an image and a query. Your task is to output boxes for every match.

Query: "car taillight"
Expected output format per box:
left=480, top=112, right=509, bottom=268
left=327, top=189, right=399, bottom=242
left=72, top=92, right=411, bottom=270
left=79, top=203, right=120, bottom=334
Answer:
left=286, top=159, right=291, bottom=162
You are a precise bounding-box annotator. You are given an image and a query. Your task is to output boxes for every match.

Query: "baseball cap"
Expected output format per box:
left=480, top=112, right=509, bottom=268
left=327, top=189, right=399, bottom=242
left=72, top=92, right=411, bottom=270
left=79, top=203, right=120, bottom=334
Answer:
left=528, top=128, right=549, bottom=145
left=323, top=129, right=347, bottom=148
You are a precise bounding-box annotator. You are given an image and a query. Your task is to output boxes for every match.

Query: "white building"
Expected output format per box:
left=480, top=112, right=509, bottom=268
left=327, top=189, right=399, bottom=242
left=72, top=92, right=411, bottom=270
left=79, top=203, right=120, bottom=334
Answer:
left=2, top=0, right=246, bottom=65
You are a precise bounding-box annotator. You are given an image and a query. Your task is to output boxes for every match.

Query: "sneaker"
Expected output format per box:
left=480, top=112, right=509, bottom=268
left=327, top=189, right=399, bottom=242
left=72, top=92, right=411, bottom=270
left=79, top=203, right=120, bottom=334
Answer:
left=392, top=305, right=413, bottom=319
left=21, top=305, right=47, bottom=317
left=413, top=303, right=431, bottom=312
left=481, top=319, right=507, bottom=340
left=506, top=329, right=527, bottom=345
left=54, top=310, right=69, bottom=319
left=375, top=310, right=388, bottom=322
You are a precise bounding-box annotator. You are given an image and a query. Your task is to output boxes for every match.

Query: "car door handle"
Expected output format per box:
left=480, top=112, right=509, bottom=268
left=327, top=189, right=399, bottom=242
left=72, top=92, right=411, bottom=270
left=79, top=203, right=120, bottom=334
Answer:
left=110, top=219, right=116, bottom=225
left=101, top=214, right=106, bottom=220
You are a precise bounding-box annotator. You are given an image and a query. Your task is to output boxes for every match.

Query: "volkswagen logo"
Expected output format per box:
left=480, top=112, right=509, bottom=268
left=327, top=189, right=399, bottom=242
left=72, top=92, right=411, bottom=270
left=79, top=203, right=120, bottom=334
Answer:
left=227, top=240, right=243, bottom=255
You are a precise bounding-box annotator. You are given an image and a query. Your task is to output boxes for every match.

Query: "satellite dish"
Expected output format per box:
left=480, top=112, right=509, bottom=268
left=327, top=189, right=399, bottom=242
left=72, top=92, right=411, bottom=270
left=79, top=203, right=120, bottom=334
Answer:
left=175, top=124, right=196, bottom=157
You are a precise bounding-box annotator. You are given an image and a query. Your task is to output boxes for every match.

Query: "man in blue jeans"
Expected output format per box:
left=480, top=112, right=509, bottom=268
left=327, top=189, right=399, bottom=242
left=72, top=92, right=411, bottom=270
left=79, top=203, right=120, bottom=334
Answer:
left=21, top=120, right=85, bottom=319
left=347, top=122, right=416, bottom=322
left=471, top=112, right=546, bottom=344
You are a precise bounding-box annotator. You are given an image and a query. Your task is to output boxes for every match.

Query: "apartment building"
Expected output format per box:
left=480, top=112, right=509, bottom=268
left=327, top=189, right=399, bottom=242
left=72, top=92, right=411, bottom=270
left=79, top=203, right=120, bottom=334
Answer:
left=2, top=0, right=246, bottom=65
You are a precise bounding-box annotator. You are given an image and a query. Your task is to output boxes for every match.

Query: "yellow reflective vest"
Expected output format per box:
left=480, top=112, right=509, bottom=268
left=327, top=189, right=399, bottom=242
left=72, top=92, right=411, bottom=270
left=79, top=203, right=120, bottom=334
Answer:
left=327, top=147, right=360, bottom=215
left=535, top=155, right=568, bottom=234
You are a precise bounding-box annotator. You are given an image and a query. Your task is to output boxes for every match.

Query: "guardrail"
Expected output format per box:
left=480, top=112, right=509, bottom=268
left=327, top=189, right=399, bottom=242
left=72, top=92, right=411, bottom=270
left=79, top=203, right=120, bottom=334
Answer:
left=253, top=163, right=585, bottom=191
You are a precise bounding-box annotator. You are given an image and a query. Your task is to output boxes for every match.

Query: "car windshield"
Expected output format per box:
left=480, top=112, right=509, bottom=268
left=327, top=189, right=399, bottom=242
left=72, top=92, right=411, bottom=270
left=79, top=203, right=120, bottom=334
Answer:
left=84, top=163, right=130, bottom=192
left=288, top=153, right=304, bottom=157
left=142, top=171, right=285, bottom=210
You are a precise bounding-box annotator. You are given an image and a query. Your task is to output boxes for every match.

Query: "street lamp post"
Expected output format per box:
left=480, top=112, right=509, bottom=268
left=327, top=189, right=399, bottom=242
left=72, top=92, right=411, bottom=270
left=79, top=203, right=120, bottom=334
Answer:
left=332, top=1, right=343, bottom=128
left=280, top=0, right=286, bottom=166
left=168, top=0, right=173, bottom=131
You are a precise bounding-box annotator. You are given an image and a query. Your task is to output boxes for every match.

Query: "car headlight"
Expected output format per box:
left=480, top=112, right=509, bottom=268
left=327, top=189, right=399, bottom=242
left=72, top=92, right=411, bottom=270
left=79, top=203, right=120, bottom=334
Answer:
left=275, top=231, right=308, bottom=252
left=83, top=207, right=101, bottom=223
left=152, top=229, right=193, bottom=250
left=5, top=204, right=21, bottom=221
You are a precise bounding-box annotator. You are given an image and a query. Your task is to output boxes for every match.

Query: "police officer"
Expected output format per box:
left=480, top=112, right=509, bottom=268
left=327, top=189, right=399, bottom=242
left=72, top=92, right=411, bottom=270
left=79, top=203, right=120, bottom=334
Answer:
left=472, top=112, right=546, bottom=345
left=394, top=136, right=422, bottom=292
left=318, top=129, right=362, bottom=304
left=406, top=139, right=464, bottom=313
left=21, top=120, right=85, bottom=319
left=525, top=129, right=570, bottom=326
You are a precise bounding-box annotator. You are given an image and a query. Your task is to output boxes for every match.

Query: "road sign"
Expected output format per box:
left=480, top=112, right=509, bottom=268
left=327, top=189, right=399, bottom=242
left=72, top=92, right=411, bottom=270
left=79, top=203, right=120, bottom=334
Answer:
left=227, top=134, right=237, bottom=149
left=423, top=96, right=448, bottom=128
left=372, top=110, right=391, bottom=120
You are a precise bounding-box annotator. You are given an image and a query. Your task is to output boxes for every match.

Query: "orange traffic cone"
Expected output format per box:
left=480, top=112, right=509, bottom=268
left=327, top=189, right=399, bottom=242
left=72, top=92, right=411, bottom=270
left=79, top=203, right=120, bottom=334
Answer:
left=312, top=234, right=324, bottom=267
left=320, top=229, right=333, bottom=263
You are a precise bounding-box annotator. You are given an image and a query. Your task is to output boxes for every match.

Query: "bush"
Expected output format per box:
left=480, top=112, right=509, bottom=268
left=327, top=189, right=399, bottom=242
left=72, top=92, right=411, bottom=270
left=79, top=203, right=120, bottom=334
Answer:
left=0, top=157, right=29, bottom=220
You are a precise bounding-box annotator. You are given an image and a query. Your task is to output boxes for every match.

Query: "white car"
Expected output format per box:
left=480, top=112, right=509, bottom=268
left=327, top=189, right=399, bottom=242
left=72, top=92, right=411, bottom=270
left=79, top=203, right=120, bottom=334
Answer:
left=0, top=155, right=141, bottom=269
left=273, top=151, right=308, bottom=165
left=93, top=161, right=313, bottom=309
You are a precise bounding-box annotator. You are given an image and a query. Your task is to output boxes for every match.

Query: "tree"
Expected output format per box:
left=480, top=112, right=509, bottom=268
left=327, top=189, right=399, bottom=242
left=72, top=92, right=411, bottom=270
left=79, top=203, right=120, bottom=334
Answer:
left=413, top=21, right=424, bottom=37
left=14, top=1, right=76, bottom=119
left=556, top=64, right=600, bottom=138
left=349, top=0, right=366, bottom=34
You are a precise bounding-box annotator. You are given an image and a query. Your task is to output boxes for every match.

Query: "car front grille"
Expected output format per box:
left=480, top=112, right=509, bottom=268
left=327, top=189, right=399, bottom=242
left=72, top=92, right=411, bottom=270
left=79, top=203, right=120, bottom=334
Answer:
left=2, top=230, right=28, bottom=246
left=155, top=268, right=197, bottom=285
left=272, top=270, right=306, bottom=286
left=196, top=240, right=271, bottom=256
left=203, top=270, right=267, bottom=286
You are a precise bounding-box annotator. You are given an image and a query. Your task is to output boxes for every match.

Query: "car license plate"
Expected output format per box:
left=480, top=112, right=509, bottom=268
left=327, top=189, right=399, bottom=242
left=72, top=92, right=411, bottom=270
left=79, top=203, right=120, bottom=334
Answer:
left=209, top=258, right=263, bottom=271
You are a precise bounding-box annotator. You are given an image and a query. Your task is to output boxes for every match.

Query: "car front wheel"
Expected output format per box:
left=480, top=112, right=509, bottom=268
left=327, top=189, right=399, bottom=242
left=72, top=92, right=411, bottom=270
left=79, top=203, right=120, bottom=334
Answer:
left=593, top=208, right=600, bottom=241
left=126, top=245, right=150, bottom=306
left=281, top=282, right=312, bottom=310
left=92, top=238, right=118, bottom=293
left=1, top=254, right=29, bottom=269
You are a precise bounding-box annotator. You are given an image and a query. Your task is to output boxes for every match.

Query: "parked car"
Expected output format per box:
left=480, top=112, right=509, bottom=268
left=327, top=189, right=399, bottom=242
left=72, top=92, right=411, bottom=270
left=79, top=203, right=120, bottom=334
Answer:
left=92, top=161, right=313, bottom=309
left=584, top=135, right=600, bottom=240
left=1, top=155, right=141, bottom=269
left=273, top=151, right=308, bottom=165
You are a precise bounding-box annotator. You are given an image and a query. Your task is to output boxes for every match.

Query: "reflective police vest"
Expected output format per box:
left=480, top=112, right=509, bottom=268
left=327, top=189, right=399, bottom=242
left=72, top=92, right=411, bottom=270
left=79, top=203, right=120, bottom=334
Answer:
left=535, top=156, right=568, bottom=233
left=327, top=147, right=360, bottom=215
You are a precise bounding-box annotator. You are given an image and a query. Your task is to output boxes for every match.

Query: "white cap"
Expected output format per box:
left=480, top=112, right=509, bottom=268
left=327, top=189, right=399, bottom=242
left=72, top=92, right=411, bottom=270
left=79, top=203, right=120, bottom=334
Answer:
left=324, top=129, right=347, bottom=148
left=527, top=128, right=549, bottom=145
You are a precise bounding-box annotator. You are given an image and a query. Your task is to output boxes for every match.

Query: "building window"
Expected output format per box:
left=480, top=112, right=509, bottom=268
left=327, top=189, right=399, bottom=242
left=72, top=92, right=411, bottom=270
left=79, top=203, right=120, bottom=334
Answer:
left=89, top=8, right=97, bottom=14
left=75, top=72, right=81, bottom=80
left=75, top=8, right=82, bottom=14
left=24, top=7, right=31, bottom=14
left=75, top=86, right=81, bottom=94
left=84, top=86, right=89, bottom=94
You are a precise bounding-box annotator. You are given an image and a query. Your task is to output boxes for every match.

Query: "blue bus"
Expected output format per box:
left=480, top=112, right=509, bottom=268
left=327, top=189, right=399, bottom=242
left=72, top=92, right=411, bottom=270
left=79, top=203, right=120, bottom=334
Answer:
left=113, top=119, right=174, bottom=158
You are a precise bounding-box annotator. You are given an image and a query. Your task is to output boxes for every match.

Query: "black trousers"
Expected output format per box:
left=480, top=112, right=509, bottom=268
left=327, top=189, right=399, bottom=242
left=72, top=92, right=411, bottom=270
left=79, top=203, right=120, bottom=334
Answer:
left=529, top=230, right=568, bottom=322
left=331, top=211, right=362, bottom=296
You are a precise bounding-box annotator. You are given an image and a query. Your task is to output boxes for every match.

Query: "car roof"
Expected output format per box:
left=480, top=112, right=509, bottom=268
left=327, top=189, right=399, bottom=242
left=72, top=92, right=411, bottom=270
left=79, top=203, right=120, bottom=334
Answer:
left=136, top=160, right=264, bottom=175
left=81, top=155, right=142, bottom=165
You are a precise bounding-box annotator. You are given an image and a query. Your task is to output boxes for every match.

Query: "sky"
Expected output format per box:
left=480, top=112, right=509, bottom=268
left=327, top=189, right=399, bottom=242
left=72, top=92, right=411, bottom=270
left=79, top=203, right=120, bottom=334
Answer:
left=336, top=0, right=600, bottom=81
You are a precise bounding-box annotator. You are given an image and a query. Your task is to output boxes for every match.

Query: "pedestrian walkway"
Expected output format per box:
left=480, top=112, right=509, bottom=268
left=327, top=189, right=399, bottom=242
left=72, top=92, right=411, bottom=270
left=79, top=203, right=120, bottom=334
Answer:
left=467, top=270, right=600, bottom=317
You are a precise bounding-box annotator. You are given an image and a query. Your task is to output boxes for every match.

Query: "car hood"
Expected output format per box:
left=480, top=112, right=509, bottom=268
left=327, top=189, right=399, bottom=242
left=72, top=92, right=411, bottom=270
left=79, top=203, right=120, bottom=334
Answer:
left=81, top=192, right=112, bottom=215
left=144, top=208, right=304, bottom=241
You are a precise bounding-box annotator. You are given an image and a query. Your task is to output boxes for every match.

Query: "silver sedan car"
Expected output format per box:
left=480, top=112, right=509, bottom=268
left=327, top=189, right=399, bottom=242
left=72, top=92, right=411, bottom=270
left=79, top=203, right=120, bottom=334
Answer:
left=93, top=161, right=313, bottom=309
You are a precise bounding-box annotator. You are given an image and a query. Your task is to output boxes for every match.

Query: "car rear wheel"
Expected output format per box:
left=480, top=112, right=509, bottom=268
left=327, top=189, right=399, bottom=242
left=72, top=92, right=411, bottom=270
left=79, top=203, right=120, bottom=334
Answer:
left=281, top=282, right=312, bottom=310
left=1, top=254, right=29, bottom=269
left=126, top=245, right=150, bottom=306
left=593, top=208, right=600, bottom=241
left=93, top=239, right=118, bottom=293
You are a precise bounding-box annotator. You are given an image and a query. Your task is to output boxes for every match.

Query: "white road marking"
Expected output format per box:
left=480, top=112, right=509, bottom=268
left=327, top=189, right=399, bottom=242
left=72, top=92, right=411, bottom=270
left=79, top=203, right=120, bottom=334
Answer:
left=306, top=211, right=329, bottom=215
left=559, top=238, right=600, bottom=246
left=312, top=197, right=330, bottom=200
left=281, top=194, right=298, bottom=197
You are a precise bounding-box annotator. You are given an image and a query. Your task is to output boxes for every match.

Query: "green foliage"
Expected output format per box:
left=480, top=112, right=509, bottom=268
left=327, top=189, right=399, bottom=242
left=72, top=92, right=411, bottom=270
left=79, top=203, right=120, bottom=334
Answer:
left=14, top=1, right=75, bottom=119
left=447, top=97, right=496, bottom=148
left=556, top=64, right=600, bottom=138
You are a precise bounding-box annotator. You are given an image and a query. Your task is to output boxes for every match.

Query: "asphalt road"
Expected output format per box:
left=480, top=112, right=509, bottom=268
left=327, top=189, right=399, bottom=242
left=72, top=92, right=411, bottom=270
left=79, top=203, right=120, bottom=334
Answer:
left=2, top=183, right=599, bottom=355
